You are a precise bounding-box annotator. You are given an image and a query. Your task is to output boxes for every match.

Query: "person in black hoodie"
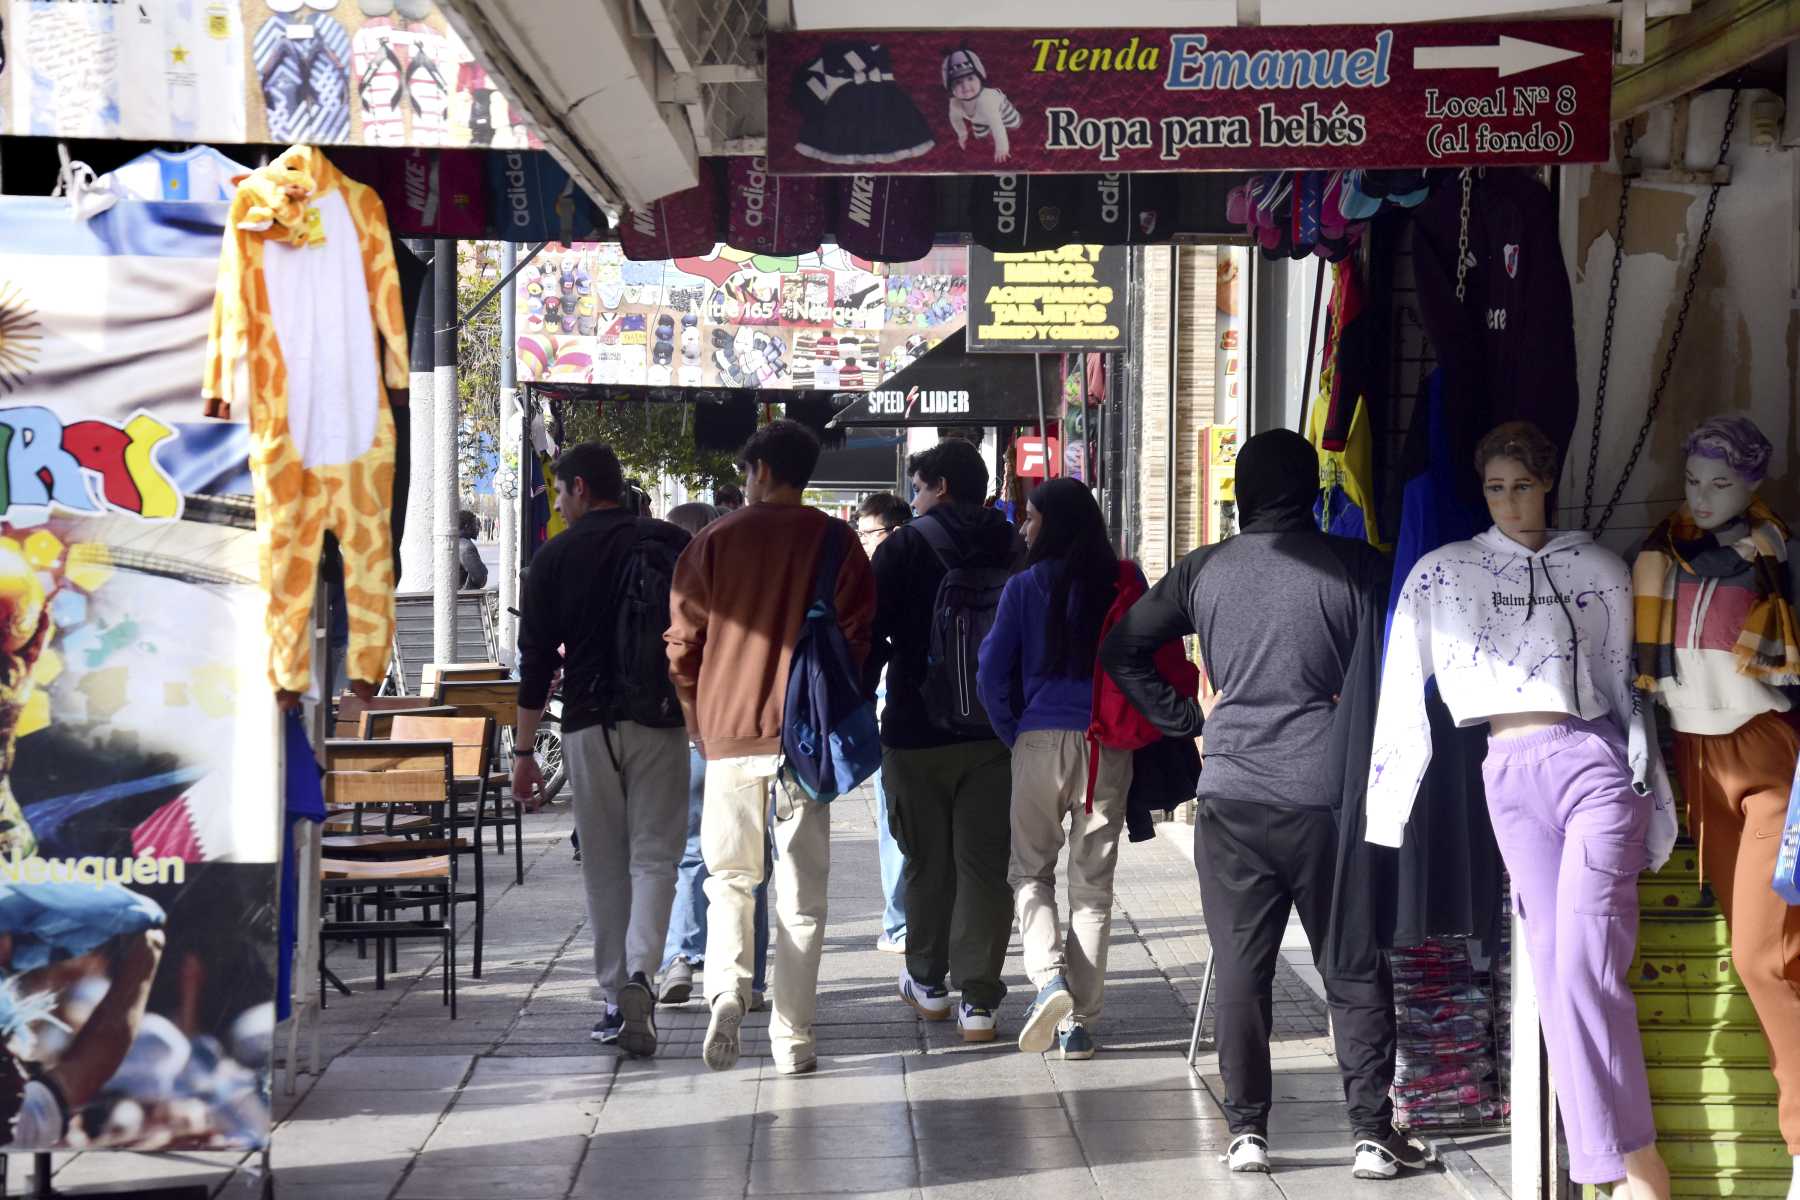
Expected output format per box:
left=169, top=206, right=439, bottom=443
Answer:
left=866, top=438, right=1022, bottom=1043
left=1100, top=429, right=1426, bottom=1181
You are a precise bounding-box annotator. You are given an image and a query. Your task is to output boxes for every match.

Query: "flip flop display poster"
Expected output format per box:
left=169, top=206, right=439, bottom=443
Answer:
left=3, top=0, right=533, bottom=149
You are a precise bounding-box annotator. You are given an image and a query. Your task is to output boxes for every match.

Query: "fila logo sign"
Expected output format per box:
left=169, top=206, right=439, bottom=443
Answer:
left=863, top=387, right=972, bottom=418
left=1016, top=435, right=1061, bottom=479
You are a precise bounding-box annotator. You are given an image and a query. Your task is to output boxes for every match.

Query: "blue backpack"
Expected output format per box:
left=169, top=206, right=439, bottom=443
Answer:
left=782, top=522, right=881, bottom=803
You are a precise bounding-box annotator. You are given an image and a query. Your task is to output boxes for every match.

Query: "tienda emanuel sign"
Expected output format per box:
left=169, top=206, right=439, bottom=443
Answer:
left=766, top=21, right=1611, bottom=174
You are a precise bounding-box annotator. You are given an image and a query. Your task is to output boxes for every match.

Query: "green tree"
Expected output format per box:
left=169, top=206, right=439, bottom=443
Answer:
left=457, top=242, right=506, bottom=500
left=559, top=400, right=742, bottom=494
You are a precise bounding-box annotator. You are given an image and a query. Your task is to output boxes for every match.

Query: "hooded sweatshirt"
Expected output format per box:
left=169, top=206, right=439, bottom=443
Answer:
left=1101, top=429, right=1390, bottom=808
left=866, top=503, right=1023, bottom=750
left=1366, top=527, right=1677, bottom=868
left=975, top=558, right=1135, bottom=747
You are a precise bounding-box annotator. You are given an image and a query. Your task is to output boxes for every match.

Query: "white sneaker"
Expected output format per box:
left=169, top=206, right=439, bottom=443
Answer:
left=899, top=973, right=952, bottom=1020
left=703, top=994, right=744, bottom=1072
left=956, top=1002, right=997, bottom=1043
left=1222, top=1133, right=1270, bottom=1174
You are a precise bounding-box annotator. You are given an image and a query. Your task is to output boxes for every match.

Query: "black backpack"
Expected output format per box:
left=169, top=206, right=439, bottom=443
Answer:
left=593, top=520, right=684, bottom=729
left=914, top=516, right=1010, bottom=737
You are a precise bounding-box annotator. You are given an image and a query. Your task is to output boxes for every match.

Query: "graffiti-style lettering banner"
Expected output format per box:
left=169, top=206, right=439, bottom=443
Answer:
left=766, top=21, right=1611, bottom=174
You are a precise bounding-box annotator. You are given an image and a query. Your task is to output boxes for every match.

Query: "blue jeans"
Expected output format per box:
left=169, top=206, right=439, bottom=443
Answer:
left=664, top=747, right=769, bottom=991
left=875, top=769, right=907, bottom=942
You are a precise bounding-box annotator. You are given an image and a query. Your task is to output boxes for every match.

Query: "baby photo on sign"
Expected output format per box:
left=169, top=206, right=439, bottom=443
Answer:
left=942, top=48, right=1019, bottom=164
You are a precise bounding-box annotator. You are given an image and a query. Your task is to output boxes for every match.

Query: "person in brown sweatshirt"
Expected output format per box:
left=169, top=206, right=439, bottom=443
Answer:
left=665, top=419, right=875, bottom=1075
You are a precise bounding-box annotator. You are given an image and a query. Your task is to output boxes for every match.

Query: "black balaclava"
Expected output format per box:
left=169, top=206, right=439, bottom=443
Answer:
left=1234, top=428, right=1319, bottom=532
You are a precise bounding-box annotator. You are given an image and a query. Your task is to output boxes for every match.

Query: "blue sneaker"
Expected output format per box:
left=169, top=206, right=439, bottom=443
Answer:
left=1017, top=976, right=1075, bottom=1054
left=1058, top=1021, right=1096, bottom=1060
left=590, top=1005, right=622, bottom=1044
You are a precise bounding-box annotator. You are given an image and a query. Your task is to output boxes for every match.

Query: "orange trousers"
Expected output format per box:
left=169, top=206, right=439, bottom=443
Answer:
left=1677, top=710, right=1800, bottom=1154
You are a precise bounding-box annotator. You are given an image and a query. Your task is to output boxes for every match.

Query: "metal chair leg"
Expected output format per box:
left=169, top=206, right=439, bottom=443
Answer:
left=512, top=799, right=524, bottom=886
left=1186, top=950, right=1216, bottom=1068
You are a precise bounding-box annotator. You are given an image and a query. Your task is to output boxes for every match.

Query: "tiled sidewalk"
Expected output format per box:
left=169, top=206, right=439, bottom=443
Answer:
left=20, top=792, right=1478, bottom=1200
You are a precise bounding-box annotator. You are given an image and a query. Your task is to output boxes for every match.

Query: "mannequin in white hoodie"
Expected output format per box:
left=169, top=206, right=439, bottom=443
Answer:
left=1367, top=421, right=1675, bottom=1200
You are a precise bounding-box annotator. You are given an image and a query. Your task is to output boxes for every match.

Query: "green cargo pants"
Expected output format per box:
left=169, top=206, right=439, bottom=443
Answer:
left=882, top=739, right=1013, bottom=1010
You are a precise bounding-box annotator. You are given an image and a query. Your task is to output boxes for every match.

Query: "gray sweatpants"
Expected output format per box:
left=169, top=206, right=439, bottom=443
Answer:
left=564, top=722, right=690, bottom=1004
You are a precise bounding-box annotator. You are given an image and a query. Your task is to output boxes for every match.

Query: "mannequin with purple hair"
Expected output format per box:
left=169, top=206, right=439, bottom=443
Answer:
left=1631, top=414, right=1800, bottom=1198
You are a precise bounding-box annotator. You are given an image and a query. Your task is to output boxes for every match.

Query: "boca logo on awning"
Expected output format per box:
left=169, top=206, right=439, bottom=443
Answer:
left=0, top=407, right=182, bottom=522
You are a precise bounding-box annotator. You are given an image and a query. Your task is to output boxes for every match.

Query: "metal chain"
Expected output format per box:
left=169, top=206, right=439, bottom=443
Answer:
left=1593, top=89, right=1740, bottom=536
left=1580, top=120, right=1636, bottom=529
left=1453, top=169, right=1473, bottom=304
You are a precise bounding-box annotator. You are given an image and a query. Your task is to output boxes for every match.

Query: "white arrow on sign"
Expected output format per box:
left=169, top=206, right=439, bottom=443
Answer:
left=1413, top=36, right=1583, bottom=78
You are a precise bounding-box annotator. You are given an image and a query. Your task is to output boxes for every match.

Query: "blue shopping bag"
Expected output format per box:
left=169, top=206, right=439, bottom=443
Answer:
left=1773, top=758, right=1800, bottom=904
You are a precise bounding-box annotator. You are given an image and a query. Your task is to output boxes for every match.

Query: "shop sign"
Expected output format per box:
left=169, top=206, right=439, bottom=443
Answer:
left=767, top=20, right=1611, bottom=174
left=968, top=246, right=1128, bottom=353
left=862, top=386, right=973, bottom=419
left=1016, top=436, right=1061, bottom=479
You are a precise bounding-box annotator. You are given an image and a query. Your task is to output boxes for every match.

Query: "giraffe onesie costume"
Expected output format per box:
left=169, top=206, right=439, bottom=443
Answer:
left=204, top=145, right=408, bottom=695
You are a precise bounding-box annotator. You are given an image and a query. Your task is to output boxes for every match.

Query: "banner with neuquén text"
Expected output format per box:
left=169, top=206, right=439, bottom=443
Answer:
left=766, top=20, right=1612, bottom=175
left=0, top=217, right=279, bottom=1150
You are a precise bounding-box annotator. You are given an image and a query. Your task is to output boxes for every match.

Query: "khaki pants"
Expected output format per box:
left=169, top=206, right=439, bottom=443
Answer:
left=1007, top=730, right=1133, bottom=1024
left=701, top=754, right=830, bottom=1067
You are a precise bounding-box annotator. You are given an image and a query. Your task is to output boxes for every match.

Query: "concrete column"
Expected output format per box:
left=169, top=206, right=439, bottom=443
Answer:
left=496, top=241, right=520, bottom=671
left=400, top=240, right=436, bottom=592
left=432, top=239, right=459, bottom=666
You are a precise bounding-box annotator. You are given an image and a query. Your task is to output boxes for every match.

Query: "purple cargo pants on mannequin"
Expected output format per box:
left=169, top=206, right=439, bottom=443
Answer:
left=1481, top=716, right=1656, bottom=1186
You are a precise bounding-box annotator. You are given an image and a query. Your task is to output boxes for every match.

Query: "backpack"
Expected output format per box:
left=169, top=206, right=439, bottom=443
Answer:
left=594, top=520, right=685, bottom=729
left=915, top=516, right=1011, bottom=737
left=1086, top=560, right=1199, bottom=810
left=782, top=522, right=882, bottom=803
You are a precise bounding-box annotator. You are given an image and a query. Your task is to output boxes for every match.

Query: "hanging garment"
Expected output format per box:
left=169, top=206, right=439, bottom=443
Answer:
left=351, top=14, right=407, bottom=146
left=833, top=175, right=934, bottom=264
left=204, top=146, right=409, bottom=694
left=618, top=160, right=720, bottom=261
left=726, top=156, right=831, bottom=257
left=103, top=146, right=251, bottom=204
left=1383, top=371, right=1500, bottom=947
left=1386, top=371, right=1484, bottom=643
left=1306, top=260, right=1381, bottom=549
left=278, top=709, right=326, bottom=1022
left=253, top=10, right=353, bottom=144
left=1410, top=169, right=1579, bottom=503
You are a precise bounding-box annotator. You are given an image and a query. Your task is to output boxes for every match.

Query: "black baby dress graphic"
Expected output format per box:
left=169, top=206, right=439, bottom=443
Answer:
left=790, top=42, right=934, bottom=166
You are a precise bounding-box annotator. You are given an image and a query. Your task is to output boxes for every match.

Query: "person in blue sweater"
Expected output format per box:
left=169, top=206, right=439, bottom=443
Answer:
left=975, top=478, right=1137, bottom=1060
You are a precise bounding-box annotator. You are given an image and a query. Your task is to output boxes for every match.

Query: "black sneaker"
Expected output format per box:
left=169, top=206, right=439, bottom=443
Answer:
left=617, top=972, right=658, bottom=1058
left=591, top=1006, right=622, bottom=1044
left=1352, top=1129, right=1431, bottom=1179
